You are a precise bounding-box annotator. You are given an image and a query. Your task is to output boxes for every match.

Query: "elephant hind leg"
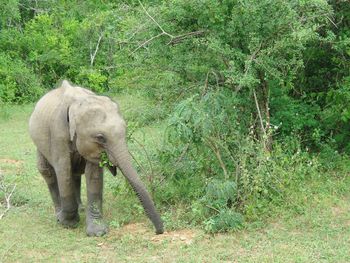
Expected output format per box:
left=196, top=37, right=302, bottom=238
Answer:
left=36, top=150, right=61, bottom=214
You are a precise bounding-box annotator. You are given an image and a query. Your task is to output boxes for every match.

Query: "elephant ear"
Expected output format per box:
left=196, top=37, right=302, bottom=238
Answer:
left=68, top=104, right=77, bottom=141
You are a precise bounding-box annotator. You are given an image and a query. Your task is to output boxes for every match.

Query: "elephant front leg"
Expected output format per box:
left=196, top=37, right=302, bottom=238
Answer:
left=85, top=162, right=108, bottom=237
left=55, top=159, right=79, bottom=228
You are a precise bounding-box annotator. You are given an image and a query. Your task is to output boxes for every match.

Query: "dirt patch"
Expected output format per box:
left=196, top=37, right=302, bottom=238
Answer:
left=331, top=205, right=346, bottom=217
left=150, top=229, right=197, bottom=245
left=0, top=158, right=23, bottom=174
left=108, top=223, right=199, bottom=245
left=122, top=222, right=149, bottom=235
left=0, top=159, right=23, bottom=165
left=345, top=220, right=350, bottom=227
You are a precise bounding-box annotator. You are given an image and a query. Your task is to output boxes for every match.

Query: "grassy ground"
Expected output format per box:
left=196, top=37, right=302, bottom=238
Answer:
left=0, top=97, right=350, bottom=262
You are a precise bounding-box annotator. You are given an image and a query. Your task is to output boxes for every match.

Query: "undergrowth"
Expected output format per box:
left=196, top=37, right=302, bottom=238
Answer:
left=123, top=89, right=350, bottom=233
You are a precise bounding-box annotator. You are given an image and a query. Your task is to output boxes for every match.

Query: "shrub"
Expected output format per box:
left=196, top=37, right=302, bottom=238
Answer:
left=0, top=53, right=43, bottom=103
left=154, top=89, right=326, bottom=232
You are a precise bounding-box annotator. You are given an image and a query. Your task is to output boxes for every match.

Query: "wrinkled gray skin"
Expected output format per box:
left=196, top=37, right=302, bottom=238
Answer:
left=29, top=80, right=164, bottom=236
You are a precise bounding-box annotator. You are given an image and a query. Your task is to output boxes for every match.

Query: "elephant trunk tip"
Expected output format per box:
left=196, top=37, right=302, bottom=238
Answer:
left=142, top=200, right=164, bottom=235
left=156, top=227, right=164, bottom=235
left=154, top=219, right=164, bottom=234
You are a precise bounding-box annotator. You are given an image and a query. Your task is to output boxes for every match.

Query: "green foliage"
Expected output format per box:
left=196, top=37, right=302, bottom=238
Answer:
left=153, top=88, right=321, bottom=231
left=99, top=151, right=113, bottom=168
left=320, top=76, right=350, bottom=152
left=0, top=0, right=20, bottom=28
left=23, top=14, right=74, bottom=87
left=269, top=84, right=320, bottom=136
left=76, top=68, right=108, bottom=93
left=200, top=180, right=244, bottom=233
left=168, top=89, right=241, bottom=145
left=204, top=209, right=244, bottom=233
left=0, top=53, right=43, bottom=103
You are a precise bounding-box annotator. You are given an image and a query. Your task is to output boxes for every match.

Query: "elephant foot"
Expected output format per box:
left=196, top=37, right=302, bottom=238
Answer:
left=57, top=210, right=80, bottom=228
left=86, top=218, right=108, bottom=237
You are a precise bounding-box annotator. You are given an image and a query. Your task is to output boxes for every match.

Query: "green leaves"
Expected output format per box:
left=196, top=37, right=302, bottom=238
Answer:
left=0, top=53, right=43, bottom=103
left=99, top=152, right=113, bottom=168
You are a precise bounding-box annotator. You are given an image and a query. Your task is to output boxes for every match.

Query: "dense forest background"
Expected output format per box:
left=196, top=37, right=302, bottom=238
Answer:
left=1, top=0, right=349, bottom=232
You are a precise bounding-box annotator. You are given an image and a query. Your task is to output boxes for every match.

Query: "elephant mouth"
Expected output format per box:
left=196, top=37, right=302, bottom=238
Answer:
left=84, top=156, right=101, bottom=165
left=83, top=156, right=117, bottom=176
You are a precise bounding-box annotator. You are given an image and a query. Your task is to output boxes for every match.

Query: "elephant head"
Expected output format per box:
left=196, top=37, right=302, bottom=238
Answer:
left=68, top=95, right=164, bottom=234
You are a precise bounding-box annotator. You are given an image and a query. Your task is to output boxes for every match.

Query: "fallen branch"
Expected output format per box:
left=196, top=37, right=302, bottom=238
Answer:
left=0, top=182, right=16, bottom=220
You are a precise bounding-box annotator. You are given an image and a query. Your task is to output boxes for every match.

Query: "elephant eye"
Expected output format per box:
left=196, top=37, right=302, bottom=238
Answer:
left=95, top=134, right=106, bottom=144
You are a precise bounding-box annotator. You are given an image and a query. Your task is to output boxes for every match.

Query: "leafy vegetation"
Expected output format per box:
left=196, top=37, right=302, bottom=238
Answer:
left=1, top=0, right=350, bottom=236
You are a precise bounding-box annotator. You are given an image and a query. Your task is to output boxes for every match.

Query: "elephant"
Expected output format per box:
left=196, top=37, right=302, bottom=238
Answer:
left=29, top=80, right=164, bottom=236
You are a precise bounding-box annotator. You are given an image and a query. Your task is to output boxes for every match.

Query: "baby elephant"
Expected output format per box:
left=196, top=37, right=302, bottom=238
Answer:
left=29, top=80, right=163, bottom=236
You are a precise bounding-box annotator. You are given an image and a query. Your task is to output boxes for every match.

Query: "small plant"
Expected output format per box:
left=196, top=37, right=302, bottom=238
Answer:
left=199, top=179, right=243, bottom=233
left=204, top=210, right=244, bottom=233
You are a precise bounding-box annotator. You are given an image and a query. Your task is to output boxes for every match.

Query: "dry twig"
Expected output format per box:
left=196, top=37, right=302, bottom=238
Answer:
left=0, top=176, right=16, bottom=220
left=138, top=0, right=174, bottom=38
left=131, top=137, right=155, bottom=183
left=90, top=33, right=104, bottom=67
left=206, top=138, right=229, bottom=179
left=132, top=1, right=205, bottom=53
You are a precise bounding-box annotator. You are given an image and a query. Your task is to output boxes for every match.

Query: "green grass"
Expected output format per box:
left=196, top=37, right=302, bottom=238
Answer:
left=1, top=101, right=350, bottom=262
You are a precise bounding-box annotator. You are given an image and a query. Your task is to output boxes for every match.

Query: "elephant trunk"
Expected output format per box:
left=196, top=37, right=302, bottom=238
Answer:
left=108, top=143, right=164, bottom=234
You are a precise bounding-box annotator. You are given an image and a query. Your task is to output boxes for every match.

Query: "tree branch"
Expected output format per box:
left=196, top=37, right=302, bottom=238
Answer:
left=206, top=204, right=220, bottom=213
left=132, top=32, right=165, bottom=54
left=253, top=89, right=268, bottom=151
left=131, top=136, right=155, bottom=182
left=132, top=1, right=205, bottom=53
left=206, top=138, right=229, bottom=179
left=167, top=30, right=205, bottom=45
left=90, top=33, right=103, bottom=67
left=128, top=150, right=149, bottom=179
left=138, top=0, right=174, bottom=38
left=156, top=143, right=190, bottom=188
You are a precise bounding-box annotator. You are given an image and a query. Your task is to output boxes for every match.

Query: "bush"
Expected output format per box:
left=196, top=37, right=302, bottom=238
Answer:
left=153, top=89, right=327, bottom=232
left=0, top=53, right=43, bottom=103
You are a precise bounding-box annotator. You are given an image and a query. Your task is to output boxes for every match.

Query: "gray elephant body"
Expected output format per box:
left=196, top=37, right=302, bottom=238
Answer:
left=29, top=80, right=163, bottom=236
